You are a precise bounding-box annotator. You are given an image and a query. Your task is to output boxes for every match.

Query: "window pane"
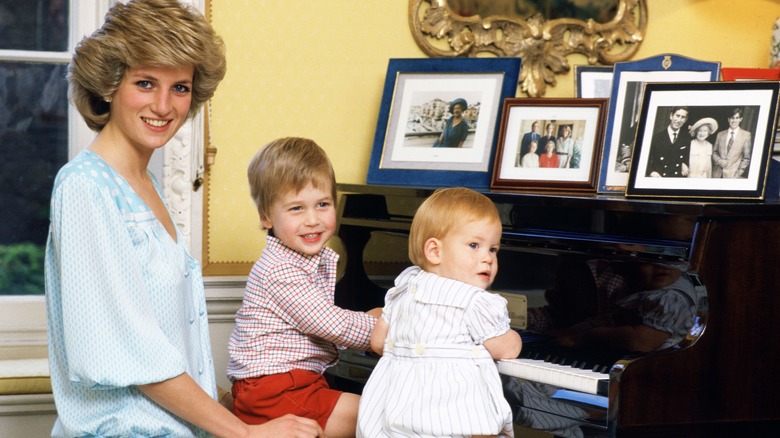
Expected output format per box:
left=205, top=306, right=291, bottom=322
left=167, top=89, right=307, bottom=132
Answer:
left=0, top=0, right=69, bottom=52
left=0, top=62, right=69, bottom=295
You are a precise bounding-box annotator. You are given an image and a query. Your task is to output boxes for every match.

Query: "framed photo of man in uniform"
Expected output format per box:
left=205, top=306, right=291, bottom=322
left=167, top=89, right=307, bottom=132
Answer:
left=598, top=54, right=721, bottom=194
left=626, top=81, right=780, bottom=200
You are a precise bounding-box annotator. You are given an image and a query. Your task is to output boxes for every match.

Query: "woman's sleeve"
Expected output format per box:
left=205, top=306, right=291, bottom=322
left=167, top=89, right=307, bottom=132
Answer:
left=465, top=291, right=512, bottom=344
left=50, top=176, right=186, bottom=389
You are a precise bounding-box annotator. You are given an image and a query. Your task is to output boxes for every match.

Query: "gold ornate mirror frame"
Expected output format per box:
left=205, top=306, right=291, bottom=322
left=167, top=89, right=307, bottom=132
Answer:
left=409, top=0, right=647, bottom=97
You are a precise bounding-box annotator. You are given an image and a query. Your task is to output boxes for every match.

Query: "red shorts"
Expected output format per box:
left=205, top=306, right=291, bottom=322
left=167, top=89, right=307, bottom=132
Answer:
left=231, top=369, right=341, bottom=430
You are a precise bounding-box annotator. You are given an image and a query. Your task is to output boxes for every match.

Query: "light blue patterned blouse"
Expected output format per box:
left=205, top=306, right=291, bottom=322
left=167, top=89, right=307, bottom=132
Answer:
left=44, top=150, right=215, bottom=437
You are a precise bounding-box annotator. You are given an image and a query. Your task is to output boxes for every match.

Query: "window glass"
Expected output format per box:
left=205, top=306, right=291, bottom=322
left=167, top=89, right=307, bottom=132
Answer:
left=0, top=0, right=69, bottom=52
left=0, top=2, right=70, bottom=296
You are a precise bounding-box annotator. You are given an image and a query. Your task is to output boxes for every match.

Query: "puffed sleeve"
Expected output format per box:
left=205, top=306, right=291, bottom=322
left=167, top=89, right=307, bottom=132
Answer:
left=49, top=175, right=187, bottom=388
left=464, top=291, right=512, bottom=344
left=381, top=266, right=421, bottom=324
left=615, top=276, right=697, bottom=337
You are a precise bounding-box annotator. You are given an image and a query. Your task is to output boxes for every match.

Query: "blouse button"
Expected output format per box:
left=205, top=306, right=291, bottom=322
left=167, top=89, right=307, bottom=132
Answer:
left=414, top=343, right=425, bottom=355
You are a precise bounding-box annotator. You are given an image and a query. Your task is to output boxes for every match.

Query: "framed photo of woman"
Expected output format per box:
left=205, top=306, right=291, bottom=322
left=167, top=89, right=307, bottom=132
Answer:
left=367, top=57, right=522, bottom=189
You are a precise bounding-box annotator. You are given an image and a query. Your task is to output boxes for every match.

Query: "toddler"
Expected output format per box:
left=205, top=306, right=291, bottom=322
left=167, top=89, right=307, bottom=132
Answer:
left=357, top=187, right=522, bottom=437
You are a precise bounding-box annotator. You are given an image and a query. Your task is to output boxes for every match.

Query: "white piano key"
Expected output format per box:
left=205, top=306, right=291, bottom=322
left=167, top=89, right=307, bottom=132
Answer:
left=498, top=357, right=609, bottom=395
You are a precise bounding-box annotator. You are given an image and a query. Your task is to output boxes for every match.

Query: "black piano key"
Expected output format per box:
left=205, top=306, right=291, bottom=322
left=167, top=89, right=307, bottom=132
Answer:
left=516, top=330, right=624, bottom=376
left=558, top=356, right=575, bottom=366
left=597, top=379, right=609, bottom=396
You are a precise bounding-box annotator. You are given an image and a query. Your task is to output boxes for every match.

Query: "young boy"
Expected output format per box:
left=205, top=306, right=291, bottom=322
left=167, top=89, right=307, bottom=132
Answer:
left=228, top=137, right=381, bottom=438
left=357, top=187, right=522, bottom=438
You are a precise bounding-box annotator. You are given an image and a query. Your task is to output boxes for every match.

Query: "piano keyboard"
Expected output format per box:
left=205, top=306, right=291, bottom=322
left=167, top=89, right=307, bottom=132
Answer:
left=496, top=330, right=621, bottom=395
left=498, top=357, right=609, bottom=395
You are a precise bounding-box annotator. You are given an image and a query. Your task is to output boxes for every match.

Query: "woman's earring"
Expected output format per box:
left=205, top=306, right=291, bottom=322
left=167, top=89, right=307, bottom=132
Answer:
left=104, top=96, right=112, bottom=103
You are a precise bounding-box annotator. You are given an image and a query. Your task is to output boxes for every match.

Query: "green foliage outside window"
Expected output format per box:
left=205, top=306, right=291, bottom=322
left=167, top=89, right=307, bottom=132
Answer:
left=0, top=243, right=45, bottom=295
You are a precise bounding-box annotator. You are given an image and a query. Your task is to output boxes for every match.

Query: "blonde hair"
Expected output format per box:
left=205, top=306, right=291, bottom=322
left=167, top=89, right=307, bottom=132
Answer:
left=408, top=187, right=500, bottom=269
left=247, top=137, right=337, bottom=227
left=68, top=0, right=226, bottom=131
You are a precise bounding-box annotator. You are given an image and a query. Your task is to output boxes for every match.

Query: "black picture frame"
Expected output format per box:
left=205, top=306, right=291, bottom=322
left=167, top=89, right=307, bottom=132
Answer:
left=598, top=54, right=720, bottom=193
left=366, top=58, right=522, bottom=189
left=626, top=81, right=780, bottom=200
left=574, top=65, right=613, bottom=98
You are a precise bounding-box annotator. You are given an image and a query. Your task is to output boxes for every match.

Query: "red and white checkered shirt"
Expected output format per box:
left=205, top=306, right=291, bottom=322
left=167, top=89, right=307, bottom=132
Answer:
left=227, top=235, right=376, bottom=381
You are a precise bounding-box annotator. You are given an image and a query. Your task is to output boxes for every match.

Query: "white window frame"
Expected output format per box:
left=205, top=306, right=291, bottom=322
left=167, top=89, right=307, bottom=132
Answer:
left=0, top=0, right=210, bottom=361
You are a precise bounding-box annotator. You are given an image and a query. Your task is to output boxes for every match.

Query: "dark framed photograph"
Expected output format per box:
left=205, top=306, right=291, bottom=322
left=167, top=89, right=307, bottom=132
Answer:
left=491, top=98, right=608, bottom=192
left=598, top=54, right=720, bottom=193
left=626, top=81, right=780, bottom=200
left=575, top=65, right=613, bottom=98
left=367, top=57, right=522, bottom=189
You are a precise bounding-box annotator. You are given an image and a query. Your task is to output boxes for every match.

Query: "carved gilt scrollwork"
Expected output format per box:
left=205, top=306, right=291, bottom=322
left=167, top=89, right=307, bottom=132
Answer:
left=409, top=0, right=647, bottom=97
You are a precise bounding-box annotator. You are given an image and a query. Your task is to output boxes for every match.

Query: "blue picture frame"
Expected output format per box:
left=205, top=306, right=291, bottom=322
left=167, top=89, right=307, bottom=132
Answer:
left=367, top=58, right=521, bottom=189
left=598, top=54, right=720, bottom=193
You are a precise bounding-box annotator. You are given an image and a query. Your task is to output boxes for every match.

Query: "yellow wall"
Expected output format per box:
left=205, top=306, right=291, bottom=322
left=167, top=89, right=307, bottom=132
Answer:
left=207, top=0, right=780, bottom=268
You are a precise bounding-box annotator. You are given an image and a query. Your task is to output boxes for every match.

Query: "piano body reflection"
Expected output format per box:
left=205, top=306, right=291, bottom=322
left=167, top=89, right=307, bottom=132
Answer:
left=330, top=184, right=780, bottom=436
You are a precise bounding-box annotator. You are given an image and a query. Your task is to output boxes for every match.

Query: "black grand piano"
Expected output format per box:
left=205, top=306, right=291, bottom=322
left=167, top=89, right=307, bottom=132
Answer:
left=329, top=183, right=780, bottom=437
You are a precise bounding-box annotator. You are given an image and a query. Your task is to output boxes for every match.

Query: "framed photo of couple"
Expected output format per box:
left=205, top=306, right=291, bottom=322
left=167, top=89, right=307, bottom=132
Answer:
left=491, top=98, right=608, bottom=192
left=626, top=81, right=780, bottom=200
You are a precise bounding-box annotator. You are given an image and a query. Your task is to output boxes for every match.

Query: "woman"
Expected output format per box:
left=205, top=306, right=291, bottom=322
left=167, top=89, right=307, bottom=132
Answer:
left=433, top=97, right=470, bottom=147
left=555, top=125, right=574, bottom=168
left=688, top=117, right=718, bottom=178
left=539, top=122, right=556, bottom=156
left=44, top=1, right=322, bottom=437
left=520, top=139, right=540, bottom=168
left=539, top=139, right=560, bottom=168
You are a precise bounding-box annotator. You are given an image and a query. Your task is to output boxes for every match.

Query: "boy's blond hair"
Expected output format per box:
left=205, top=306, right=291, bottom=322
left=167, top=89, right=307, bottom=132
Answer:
left=408, top=187, right=501, bottom=269
left=247, top=137, right=337, bottom=227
